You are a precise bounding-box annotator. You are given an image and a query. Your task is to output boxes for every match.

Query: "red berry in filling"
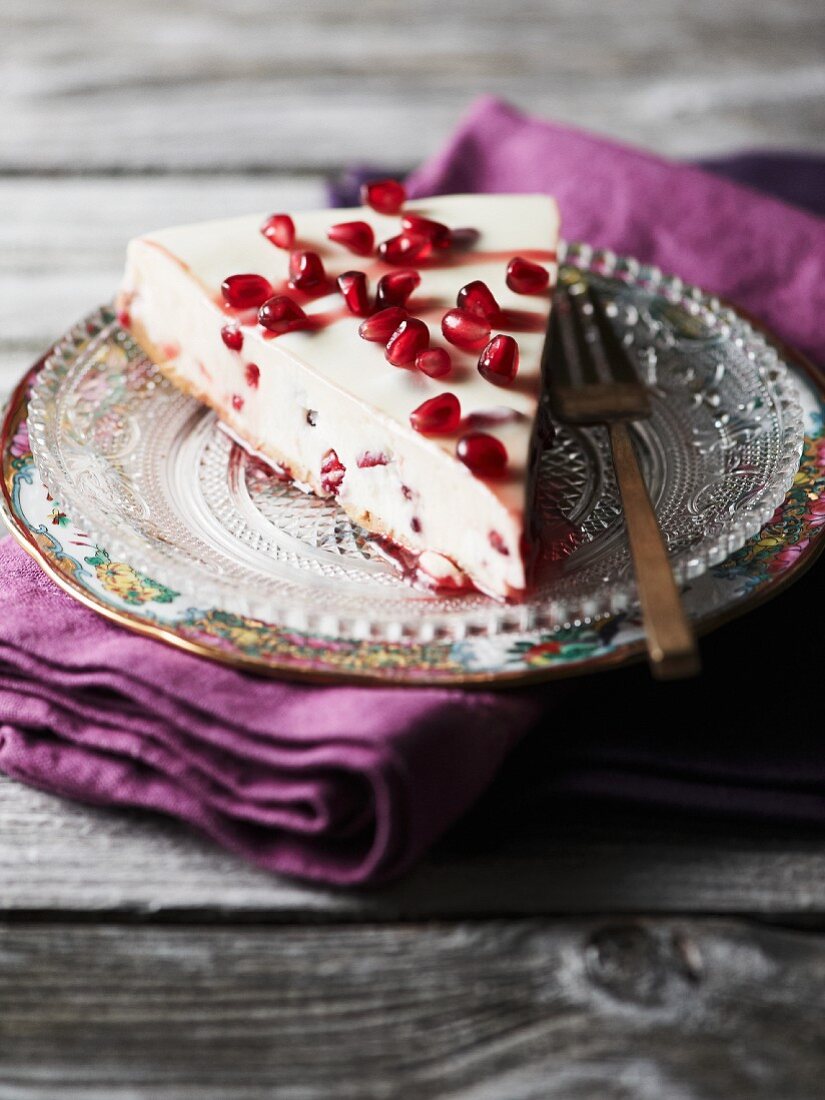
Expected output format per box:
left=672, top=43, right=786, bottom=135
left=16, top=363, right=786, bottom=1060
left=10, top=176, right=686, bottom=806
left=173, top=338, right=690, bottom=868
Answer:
left=375, top=269, right=420, bottom=310
left=357, top=450, right=390, bottom=468
left=506, top=256, right=550, bottom=295
left=245, top=363, right=260, bottom=388
left=288, top=250, right=327, bottom=291
left=221, top=324, right=244, bottom=351
left=457, top=280, right=500, bottom=321
left=261, top=213, right=295, bottom=250
left=358, top=307, right=408, bottom=343
left=457, top=432, right=508, bottom=477
left=361, top=178, right=406, bottom=215
left=327, top=220, right=375, bottom=256
left=320, top=449, right=346, bottom=495
left=401, top=214, right=452, bottom=250
left=489, top=530, right=510, bottom=556
left=409, top=392, right=461, bottom=435
left=258, top=294, right=309, bottom=335
left=415, top=347, right=452, bottom=378
left=478, top=334, right=520, bottom=386
left=386, top=318, right=429, bottom=367
left=441, top=308, right=490, bottom=351
left=231, top=394, right=244, bottom=411
left=117, top=308, right=131, bottom=328
left=378, top=233, right=432, bottom=265
left=411, top=516, right=422, bottom=533
left=337, top=271, right=371, bottom=316
left=222, top=273, right=274, bottom=310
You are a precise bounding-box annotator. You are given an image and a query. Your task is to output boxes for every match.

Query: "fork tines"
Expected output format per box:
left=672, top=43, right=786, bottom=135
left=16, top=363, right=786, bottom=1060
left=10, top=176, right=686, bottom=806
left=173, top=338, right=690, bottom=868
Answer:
left=546, top=281, right=651, bottom=426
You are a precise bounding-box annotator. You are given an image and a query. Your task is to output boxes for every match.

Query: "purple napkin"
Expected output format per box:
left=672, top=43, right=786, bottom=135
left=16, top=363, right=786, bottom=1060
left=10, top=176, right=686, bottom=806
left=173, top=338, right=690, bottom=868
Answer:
left=406, top=97, right=825, bottom=366
left=2, top=97, right=824, bottom=884
left=0, top=540, right=538, bottom=883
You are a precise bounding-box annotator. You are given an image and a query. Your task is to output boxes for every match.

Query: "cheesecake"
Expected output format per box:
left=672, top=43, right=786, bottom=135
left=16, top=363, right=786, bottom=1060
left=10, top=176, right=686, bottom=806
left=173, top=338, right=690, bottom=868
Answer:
left=118, top=188, right=559, bottom=598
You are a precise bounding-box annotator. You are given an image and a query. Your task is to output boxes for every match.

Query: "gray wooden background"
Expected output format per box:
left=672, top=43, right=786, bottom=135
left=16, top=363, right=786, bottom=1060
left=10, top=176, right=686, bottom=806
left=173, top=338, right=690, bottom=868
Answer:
left=2, top=2, right=825, bottom=1096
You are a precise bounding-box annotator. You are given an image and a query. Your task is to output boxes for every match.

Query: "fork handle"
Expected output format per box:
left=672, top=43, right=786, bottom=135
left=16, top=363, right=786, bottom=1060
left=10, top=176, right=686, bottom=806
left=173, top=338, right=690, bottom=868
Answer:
left=608, top=420, right=701, bottom=680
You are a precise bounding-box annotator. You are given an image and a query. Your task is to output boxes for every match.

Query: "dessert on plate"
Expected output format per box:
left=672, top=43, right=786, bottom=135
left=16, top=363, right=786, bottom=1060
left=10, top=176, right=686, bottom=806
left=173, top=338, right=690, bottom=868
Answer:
left=118, top=185, right=559, bottom=598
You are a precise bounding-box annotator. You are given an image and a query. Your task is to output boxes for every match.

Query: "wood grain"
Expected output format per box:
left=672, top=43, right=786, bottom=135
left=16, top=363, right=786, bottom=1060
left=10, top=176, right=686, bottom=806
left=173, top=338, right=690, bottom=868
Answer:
left=3, top=777, right=825, bottom=920
left=3, top=0, right=824, bottom=173
left=1, top=917, right=824, bottom=1098
left=0, top=177, right=326, bottom=392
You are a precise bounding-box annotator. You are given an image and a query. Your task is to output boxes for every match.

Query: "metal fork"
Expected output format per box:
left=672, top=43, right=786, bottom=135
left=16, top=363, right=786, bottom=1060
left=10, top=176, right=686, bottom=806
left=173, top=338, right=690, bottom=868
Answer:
left=544, top=278, right=700, bottom=679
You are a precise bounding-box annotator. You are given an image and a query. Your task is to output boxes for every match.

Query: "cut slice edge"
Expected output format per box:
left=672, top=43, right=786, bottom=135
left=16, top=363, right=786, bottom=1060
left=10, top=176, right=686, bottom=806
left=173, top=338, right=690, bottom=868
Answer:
left=118, top=194, right=559, bottom=598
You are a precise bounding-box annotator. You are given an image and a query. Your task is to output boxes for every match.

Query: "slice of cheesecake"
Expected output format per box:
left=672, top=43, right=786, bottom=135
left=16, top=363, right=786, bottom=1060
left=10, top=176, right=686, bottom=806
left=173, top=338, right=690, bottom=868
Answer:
left=118, top=190, right=559, bottom=598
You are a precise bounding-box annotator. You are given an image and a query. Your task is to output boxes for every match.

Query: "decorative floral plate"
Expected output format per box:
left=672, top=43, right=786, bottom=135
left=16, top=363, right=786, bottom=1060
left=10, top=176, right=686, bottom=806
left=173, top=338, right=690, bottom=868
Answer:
left=2, top=246, right=823, bottom=685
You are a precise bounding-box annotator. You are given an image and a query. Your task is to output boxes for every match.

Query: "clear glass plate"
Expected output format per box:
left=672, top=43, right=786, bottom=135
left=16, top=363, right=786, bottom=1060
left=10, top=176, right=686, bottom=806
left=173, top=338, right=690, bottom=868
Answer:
left=27, top=243, right=804, bottom=643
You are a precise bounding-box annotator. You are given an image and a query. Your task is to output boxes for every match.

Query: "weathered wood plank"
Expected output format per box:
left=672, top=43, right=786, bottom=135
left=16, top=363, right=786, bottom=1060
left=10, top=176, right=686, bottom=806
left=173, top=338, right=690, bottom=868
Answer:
left=0, top=176, right=324, bottom=396
left=2, top=777, right=825, bottom=919
left=0, top=176, right=326, bottom=392
left=3, top=0, right=824, bottom=171
left=0, top=917, right=823, bottom=1097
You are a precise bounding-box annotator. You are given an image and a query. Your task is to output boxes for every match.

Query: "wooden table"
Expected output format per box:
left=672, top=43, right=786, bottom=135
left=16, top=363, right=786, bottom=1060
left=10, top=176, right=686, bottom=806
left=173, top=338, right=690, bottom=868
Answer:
left=2, top=2, right=824, bottom=1095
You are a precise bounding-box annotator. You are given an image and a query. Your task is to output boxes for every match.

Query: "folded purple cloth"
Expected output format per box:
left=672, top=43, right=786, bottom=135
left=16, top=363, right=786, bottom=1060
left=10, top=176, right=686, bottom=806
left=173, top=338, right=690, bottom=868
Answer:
left=1, top=97, right=823, bottom=884
left=0, top=539, right=536, bottom=883
left=407, top=97, right=825, bottom=366
left=697, top=151, right=825, bottom=220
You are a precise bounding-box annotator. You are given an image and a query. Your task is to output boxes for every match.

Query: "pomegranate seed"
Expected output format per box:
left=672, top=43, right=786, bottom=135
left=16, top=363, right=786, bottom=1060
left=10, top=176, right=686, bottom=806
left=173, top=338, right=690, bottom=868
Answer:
left=386, top=318, right=429, bottom=367
left=450, top=227, right=480, bottom=250
left=489, top=531, right=510, bottom=556
left=221, top=324, right=244, bottom=352
left=409, top=392, right=461, bottom=435
left=401, top=485, right=413, bottom=500
left=320, top=449, right=346, bottom=495
left=288, top=250, right=327, bottom=291
left=375, top=269, right=420, bottom=310
left=411, top=517, right=422, bottom=533
left=457, top=280, right=500, bottom=321
left=361, top=178, right=406, bottom=215
left=466, top=408, right=522, bottom=428
left=327, top=220, right=375, bottom=256
left=117, top=308, right=131, bottom=328
left=401, top=214, right=451, bottom=250
left=261, top=214, right=295, bottom=250
left=337, top=271, right=371, bottom=316
left=378, top=233, right=432, bottom=265
left=221, top=273, right=274, bottom=310
left=258, top=295, right=309, bottom=335
left=415, top=347, right=452, bottom=378
left=231, top=394, right=244, bottom=411
left=506, top=256, right=550, bottom=295
left=478, top=334, right=520, bottom=386
left=457, top=432, right=508, bottom=477
left=245, top=363, right=260, bottom=388
left=358, top=306, right=408, bottom=343
left=357, top=450, right=389, bottom=468
left=441, top=308, right=490, bottom=351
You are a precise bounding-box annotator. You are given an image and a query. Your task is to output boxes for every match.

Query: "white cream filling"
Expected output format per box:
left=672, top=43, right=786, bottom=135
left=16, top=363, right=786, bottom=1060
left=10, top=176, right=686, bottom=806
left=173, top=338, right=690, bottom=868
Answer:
left=121, top=194, right=559, bottom=597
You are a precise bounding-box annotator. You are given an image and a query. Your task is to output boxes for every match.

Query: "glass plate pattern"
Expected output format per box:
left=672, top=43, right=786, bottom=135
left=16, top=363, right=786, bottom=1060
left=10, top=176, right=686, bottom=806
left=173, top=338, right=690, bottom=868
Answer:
left=27, top=244, right=804, bottom=643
